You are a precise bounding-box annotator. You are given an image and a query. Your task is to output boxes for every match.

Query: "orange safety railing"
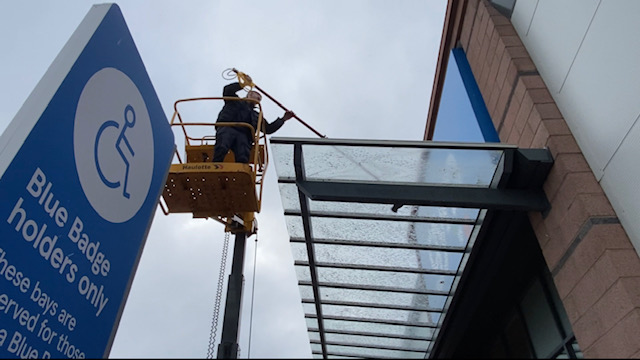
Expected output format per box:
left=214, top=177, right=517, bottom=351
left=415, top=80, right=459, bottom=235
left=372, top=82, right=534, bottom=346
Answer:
left=158, top=96, right=269, bottom=219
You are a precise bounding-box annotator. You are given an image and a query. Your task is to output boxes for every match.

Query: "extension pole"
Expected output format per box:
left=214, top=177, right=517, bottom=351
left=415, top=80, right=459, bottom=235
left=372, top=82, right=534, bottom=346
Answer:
left=231, top=68, right=326, bottom=138
left=252, top=84, right=327, bottom=139
left=217, top=232, right=247, bottom=359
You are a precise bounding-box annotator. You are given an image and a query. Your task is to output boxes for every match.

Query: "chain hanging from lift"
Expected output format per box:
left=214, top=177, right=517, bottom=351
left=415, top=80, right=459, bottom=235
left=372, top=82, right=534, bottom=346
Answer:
left=206, top=231, right=230, bottom=359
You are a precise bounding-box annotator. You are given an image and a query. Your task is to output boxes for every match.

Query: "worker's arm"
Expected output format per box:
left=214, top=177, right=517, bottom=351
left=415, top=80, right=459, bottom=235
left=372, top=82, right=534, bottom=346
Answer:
left=223, top=82, right=243, bottom=97
left=263, top=110, right=294, bottom=134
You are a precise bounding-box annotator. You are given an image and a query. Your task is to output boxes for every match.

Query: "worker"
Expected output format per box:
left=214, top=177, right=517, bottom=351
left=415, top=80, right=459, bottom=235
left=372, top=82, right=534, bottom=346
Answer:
left=213, top=77, right=294, bottom=163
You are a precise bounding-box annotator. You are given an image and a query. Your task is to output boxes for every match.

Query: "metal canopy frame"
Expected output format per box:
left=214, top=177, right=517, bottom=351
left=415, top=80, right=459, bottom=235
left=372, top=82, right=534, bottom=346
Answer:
left=269, top=137, right=553, bottom=359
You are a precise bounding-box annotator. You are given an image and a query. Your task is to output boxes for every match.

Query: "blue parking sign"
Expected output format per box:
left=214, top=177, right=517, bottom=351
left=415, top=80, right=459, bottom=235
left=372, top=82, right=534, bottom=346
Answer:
left=0, top=3, right=174, bottom=358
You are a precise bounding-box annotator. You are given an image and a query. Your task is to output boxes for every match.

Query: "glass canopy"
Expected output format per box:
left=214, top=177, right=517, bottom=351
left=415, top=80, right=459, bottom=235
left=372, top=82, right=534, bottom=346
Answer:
left=270, top=137, right=552, bottom=359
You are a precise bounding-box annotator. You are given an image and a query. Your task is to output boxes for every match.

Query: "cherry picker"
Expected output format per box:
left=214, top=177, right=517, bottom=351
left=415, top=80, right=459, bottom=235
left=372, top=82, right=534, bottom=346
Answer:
left=158, top=69, right=324, bottom=358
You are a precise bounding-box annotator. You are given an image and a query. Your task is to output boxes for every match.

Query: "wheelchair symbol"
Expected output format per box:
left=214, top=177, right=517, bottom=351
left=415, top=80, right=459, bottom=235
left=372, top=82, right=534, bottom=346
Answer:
left=94, top=104, right=136, bottom=199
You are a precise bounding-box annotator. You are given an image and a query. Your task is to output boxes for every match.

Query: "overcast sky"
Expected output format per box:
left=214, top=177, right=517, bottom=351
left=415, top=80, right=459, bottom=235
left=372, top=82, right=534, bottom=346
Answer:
left=0, top=1, right=447, bottom=358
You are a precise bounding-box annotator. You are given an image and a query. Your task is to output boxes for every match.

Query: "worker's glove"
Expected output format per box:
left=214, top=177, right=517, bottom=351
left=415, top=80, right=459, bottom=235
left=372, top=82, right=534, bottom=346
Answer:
left=283, top=110, right=295, bottom=121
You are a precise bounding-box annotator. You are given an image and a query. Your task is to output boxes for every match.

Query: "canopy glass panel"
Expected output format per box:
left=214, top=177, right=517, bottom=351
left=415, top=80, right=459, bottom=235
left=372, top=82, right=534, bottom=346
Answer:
left=270, top=137, right=548, bottom=359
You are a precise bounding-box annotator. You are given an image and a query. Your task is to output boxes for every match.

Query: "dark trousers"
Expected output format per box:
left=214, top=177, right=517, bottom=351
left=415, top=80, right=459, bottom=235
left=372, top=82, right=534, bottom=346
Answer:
left=213, top=127, right=251, bottom=163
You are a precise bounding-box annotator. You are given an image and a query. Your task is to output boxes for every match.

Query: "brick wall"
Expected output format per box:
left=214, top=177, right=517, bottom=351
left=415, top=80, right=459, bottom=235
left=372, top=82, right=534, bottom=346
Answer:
left=459, top=0, right=640, bottom=357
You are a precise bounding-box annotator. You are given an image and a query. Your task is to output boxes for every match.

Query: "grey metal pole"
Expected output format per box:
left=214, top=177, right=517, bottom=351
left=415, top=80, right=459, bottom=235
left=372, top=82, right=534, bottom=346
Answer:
left=217, top=231, right=247, bottom=359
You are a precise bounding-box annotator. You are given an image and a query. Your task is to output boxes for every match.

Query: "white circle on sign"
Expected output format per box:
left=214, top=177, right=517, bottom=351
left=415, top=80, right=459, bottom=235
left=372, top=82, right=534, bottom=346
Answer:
left=74, top=67, right=154, bottom=223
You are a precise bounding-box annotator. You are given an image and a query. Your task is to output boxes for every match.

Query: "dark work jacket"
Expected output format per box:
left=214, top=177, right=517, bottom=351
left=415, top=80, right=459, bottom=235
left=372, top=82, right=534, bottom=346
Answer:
left=216, top=82, right=285, bottom=140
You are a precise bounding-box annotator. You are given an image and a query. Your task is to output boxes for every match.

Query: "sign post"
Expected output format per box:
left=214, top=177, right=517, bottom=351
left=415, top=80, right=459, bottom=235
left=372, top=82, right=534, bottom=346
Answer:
left=0, top=4, right=174, bottom=358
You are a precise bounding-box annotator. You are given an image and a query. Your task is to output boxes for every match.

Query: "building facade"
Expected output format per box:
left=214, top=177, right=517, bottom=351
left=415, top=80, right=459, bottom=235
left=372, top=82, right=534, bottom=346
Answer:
left=425, top=0, right=640, bottom=357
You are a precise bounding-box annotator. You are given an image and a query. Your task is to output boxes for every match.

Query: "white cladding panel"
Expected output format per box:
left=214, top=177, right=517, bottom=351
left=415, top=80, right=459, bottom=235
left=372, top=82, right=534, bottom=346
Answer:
left=510, top=0, right=537, bottom=36
left=511, top=0, right=640, bottom=254
left=600, top=118, right=640, bottom=252
left=512, top=0, right=598, bottom=94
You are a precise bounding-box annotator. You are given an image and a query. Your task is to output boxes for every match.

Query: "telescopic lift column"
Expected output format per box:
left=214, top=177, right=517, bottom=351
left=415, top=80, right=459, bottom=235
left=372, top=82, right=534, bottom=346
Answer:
left=216, top=230, right=247, bottom=359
